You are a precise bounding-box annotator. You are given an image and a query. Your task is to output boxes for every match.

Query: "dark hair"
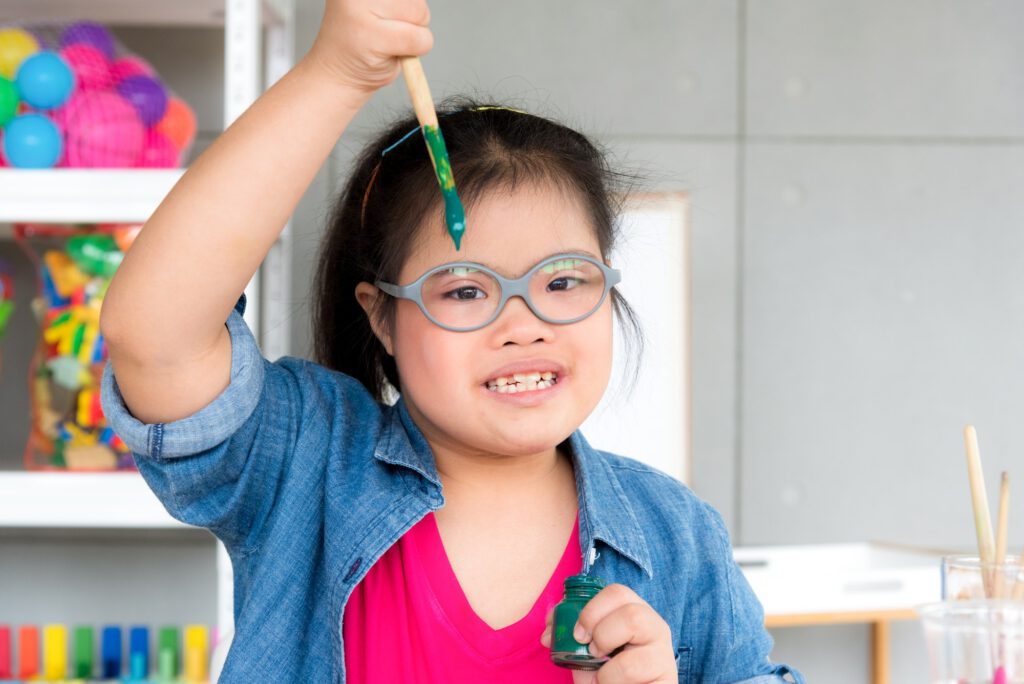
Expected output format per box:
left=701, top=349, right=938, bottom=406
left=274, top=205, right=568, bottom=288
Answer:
left=313, top=97, right=643, bottom=402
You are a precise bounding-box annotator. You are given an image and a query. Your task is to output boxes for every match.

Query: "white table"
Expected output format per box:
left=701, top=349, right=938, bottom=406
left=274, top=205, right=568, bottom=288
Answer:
left=734, top=543, right=945, bottom=684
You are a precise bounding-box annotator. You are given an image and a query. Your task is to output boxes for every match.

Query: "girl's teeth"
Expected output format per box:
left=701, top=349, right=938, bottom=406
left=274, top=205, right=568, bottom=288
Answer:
left=485, top=372, right=559, bottom=393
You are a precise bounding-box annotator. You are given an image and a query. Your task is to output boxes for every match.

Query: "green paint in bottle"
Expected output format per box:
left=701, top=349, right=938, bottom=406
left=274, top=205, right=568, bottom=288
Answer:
left=550, top=573, right=609, bottom=670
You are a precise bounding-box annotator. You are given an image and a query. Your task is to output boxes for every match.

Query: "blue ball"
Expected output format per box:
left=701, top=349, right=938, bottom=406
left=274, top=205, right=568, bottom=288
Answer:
left=15, top=51, right=74, bottom=110
left=3, top=114, right=62, bottom=168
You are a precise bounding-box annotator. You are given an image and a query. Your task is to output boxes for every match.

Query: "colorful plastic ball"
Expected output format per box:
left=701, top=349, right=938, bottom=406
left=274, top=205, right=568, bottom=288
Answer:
left=110, top=56, right=154, bottom=84
left=0, top=130, right=7, bottom=167
left=3, top=113, right=62, bottom=168
left=64, top=91, right=144, bottom=168
left=60, top=21, right=116, bottom=60
left=0, top=28, right=40, bottom=80
left=155, top=97, right=197, bottom=150
left=0, top=76, right=18, bottom=126
left=48, top=90, right=84, bottom=133
left=60, top=44, right=112, bottom=92
left=116, top=75, right=167, bottom=127
left=15, top=51, right=74, bottom=110
left=137, top=129, right=179, bottom=168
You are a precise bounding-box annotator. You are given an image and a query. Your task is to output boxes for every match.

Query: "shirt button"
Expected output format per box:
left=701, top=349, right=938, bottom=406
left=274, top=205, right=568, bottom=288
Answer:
left=344, top=558, right=362, bottom=582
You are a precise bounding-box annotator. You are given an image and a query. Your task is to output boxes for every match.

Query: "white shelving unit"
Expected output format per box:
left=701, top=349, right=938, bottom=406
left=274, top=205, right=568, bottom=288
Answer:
left=0, top=170, right=182, bottom=225
left=0, top=472, right=187, bottom=529
left=0, top=0, right=295, bottom=642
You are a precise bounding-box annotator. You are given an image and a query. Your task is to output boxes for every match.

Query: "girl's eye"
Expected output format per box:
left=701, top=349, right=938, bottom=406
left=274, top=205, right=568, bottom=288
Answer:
left=547, top=276, right=584, bottom=292
left=445, top=286, right=487, bottom=300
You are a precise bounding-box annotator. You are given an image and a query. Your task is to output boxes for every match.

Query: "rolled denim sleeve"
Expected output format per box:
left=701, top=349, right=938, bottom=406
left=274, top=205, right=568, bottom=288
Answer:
left=101, top=296, right=263, bottom=458
left=100, top=296, right=295, bottom=553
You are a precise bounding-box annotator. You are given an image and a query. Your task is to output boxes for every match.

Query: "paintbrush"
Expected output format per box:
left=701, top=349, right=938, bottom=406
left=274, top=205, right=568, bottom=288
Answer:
left=994, top=472, right=1009, bottom=598
left=964, top=425, right=996, bottom=597
left=399, top=56, right=466, bottom=250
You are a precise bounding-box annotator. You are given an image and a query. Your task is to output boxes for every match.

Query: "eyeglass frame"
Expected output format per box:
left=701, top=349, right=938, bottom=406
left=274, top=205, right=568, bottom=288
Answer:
left=374, top=252, right=622, bottom=332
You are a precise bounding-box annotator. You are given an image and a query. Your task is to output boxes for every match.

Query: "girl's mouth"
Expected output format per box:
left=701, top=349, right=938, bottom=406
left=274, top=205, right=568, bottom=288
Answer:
left=485, top=371, right=559, bottom=394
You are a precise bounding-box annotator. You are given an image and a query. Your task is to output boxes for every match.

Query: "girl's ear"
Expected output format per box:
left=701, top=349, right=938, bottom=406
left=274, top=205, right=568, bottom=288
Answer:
left=354, top=282, right=395, bottom=356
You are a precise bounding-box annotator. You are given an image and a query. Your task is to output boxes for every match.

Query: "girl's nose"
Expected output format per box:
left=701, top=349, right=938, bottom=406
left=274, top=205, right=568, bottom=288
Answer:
left=491, top=295, right=555, bottom=346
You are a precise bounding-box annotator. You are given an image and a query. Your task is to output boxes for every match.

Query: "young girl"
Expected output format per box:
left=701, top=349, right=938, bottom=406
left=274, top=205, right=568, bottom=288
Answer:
left=99, top=1, right=802, bottom=682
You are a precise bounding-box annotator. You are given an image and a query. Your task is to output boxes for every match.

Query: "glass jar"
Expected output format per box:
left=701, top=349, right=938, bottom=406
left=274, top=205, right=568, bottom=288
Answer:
left=551, top=573, right=608, bottom=670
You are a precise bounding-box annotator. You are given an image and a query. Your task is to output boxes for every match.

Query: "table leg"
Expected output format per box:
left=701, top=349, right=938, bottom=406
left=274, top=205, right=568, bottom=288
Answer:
left=871, top=620, right=890, bottom=684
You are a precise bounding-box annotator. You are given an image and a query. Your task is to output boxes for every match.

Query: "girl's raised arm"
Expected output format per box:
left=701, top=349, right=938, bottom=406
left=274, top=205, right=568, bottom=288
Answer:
left=100, top=0, right=432, bottom=425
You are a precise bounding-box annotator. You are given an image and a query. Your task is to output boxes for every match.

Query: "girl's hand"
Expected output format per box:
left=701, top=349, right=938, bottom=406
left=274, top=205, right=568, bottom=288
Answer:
left=541, top=583, right=678, bottom=683
left=307, top=0, right=434, bottom=93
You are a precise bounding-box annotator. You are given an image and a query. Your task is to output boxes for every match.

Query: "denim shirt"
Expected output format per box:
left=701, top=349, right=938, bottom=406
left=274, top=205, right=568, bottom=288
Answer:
left=100, top=298, right=802, bottom=684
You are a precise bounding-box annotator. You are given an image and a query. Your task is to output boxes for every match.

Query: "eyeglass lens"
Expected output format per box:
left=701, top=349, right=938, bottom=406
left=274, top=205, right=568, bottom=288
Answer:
left=419, top=257, right=606, bottom=329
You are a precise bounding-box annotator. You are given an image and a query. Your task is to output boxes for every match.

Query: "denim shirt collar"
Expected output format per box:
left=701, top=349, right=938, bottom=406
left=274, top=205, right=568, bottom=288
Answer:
left=373, top=398, right=653, bottom=578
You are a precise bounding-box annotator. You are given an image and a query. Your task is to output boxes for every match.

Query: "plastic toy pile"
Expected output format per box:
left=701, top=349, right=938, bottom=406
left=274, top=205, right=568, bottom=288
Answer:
left=0, top=20, right=197, bottom=168
left=16, top=223, right=139, bottom=470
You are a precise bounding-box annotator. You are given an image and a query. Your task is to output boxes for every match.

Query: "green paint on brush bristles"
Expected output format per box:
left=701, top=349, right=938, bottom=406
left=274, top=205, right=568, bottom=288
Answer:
left=422, top=124, right=466, bottom=250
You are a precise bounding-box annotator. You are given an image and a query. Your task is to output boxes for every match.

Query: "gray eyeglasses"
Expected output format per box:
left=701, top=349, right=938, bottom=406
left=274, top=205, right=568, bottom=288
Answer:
left=375, top=253, right=621, bottom=332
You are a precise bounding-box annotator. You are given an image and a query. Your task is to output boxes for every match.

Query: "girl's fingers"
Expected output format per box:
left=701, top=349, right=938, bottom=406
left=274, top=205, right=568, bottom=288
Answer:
left=594, top=644, right=672, bottom=684
left=540, top=606, right=555, bottom=647
left=369, top=0, right=431, bottom=26
left=574, top=583, right=644, bottom=644
left=586, top=602, right=670, bottom=658
left=372, top=21, right=434, bottom=58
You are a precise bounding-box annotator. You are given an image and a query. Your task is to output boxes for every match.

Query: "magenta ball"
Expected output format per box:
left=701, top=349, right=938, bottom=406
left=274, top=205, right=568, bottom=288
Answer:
left=110, top=56, right=154, bottom=84
left=116, top=75, right=167, bottom=126
left=60, top=44, right=112, bottom=91
left=64, top=91, right=144, bottom=168
left=60, top=22, right=116, bottom=60
left=137, top=129, right=179, bottom=168
left=49, top=91, right=86, bottom=134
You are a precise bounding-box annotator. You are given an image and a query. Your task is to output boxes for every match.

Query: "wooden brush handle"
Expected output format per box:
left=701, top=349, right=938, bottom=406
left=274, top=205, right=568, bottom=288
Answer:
left=400, top=57, right=438, bottom=128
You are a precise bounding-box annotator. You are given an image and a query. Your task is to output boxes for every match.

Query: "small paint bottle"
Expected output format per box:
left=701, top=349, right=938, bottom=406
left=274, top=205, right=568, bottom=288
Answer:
left=550, top=573, right=608, bottom=670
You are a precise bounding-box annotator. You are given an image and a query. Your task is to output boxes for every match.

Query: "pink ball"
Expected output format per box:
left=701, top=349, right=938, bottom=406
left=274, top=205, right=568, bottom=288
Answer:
left=59, top=44, right=112, bottom=92
left=48, top=90, right=85, bottom=133
left=110, top=56, right=154, bottom=84
left=137, top=129, right=179, bottom=168
left=64, top=91, right=144, bottom=168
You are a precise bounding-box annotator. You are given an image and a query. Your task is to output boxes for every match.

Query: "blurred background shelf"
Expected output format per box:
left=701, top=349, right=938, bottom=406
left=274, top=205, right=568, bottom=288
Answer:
left=0, top=169, right=184, bottom=225
left=0, top=0, right=296, bottom=642
left=0, top=471, right=188, bottom=529
left=0, top=0, right=291, bottom=27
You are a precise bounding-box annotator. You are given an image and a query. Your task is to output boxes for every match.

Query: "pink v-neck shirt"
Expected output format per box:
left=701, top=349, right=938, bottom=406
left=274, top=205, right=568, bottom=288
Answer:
left=343, top=512, right=580, bottom=682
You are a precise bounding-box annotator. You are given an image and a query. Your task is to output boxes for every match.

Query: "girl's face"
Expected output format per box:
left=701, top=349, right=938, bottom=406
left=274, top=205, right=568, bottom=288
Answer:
left=370, top=183, right=614, bottom=459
